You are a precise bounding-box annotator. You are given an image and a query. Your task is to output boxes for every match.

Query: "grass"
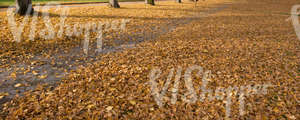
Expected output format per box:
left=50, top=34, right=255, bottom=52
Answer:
left=0, top=0, right=143, bottom=6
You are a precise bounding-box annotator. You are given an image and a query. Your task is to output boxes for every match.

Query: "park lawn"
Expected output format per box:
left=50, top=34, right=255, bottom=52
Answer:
left=0, top=0, right=143, bottom=6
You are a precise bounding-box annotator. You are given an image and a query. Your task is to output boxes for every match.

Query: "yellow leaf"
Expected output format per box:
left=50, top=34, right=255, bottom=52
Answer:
left=273, top=107, right=279, bottom=113
left=32, top=71, right=39, bottom=75
left=129, top=100, right=136, bottom=105
left=87, top=104, right=95, bottom=109
left=14, top=83, right=22, bottom=87
left=39, top=75, right=48, bottom=79
left=10, top=72, right=17, bottom=78
left=106, top=106, right=113, bottom=111
left=0, top=92, right=9, bottom=99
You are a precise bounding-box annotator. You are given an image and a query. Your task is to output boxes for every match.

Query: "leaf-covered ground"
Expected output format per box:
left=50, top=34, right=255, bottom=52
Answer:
left=0, top=0, right=226, bottom=104
left=0, top=0, right=299, bottom=119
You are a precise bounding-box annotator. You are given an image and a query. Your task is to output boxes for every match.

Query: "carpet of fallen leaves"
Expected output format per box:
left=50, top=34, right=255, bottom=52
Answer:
left=0, top=0, right=299, bottom=119
left=0, top=0, right=227, bottom=105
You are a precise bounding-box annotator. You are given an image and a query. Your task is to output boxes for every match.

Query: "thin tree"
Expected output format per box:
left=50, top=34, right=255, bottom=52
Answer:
left=194, top=0, right=199, bottom=7
left=109, top=0, right=120, bottom=8
left=145, top=0, right=155, bottom=5
left=15, top=0, right=34, bottom=15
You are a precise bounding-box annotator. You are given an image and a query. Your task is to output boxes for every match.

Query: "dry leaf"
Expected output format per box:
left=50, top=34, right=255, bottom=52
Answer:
left=14, top=83, right=22, bottom=88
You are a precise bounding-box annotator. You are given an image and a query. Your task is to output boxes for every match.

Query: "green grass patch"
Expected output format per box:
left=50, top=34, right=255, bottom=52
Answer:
left=0, top=0, right=143, bottom=7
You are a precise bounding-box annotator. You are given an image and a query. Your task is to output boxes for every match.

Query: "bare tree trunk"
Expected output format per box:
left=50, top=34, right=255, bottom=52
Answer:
left=176, top=0, right=182, bottom=3
left=145, top=0, right=155, bottom=5
left=15, top=0, right=34, bottom=15
left=194, top=0, right=198, bottom=7
left=109, top=0, right=120, bottom=8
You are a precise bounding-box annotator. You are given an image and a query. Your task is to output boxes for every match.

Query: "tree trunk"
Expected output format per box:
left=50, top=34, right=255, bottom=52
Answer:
left=15, top=0, right=34, bottom=15
left=176, top=0, right=182, bottom=3
left=109, top=0, right=120, bottom=8
left=145, top=0, right=155, bottom=5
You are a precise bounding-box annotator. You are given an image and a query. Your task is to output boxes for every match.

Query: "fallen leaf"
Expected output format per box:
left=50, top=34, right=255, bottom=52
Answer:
left=129, top=100, right=136, bottom=105
left=38, top=75, right=48, bottom=79
left=32, top=71, right=39, bottom=75
left=14, top=83, right=22, bottom=87
left=106, top=106, right=113, bottom=111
